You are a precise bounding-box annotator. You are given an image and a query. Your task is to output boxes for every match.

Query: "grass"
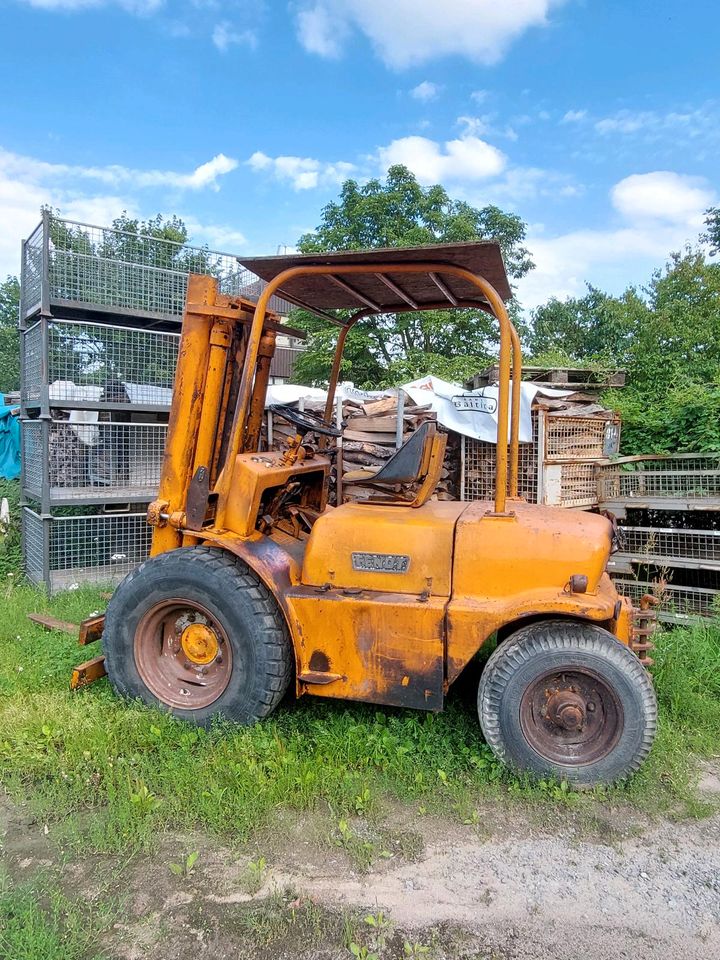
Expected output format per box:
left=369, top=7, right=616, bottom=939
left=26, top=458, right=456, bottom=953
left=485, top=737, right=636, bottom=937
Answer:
left=0, top=576, right=717, bottom=862
left=0, top=478, right=22, bottom=579
left=0, top=564, right=718, bottom=959
left=0, top=870, right=114, bottom=960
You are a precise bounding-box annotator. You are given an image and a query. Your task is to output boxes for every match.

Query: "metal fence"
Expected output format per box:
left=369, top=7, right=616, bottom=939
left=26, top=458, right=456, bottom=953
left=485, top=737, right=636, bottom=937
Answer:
left=616, top=526, right=720, bottom=570
left=20, top=214, right=294, bottom=322
left=598, top=454, right=720, bottom=509
left=544, top=416, right=620, bottom=462
left=21, top=221, right=43, bottom=319
left=550, top=462, right=599, bottom=508
left=22, top=419, right=166, bottom=504
left=614, top=577, right=720, bottom=623
left=23, top=507, right=153, bottom=593
left=462, top=413, right=538, bottom=502
left=461, top=412, right=619, bottom=505
left=22, top=319, right=179, bottom=411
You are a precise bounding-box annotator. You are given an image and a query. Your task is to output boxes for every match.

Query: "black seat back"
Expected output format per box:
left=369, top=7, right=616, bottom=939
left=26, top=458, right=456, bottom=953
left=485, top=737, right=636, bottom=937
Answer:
left=368, top=421, right=435, bottom=485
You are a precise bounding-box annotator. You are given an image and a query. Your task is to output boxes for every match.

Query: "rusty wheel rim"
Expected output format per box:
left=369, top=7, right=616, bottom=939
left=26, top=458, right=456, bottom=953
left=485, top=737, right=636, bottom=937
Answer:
left=519, top=668, right=623, bottom=766
left=134, top=599, right=232, bottom=710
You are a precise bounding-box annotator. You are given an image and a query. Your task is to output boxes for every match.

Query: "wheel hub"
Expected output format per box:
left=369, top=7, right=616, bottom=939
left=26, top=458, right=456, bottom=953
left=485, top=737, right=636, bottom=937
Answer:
left=180, top=623, right=219, bottom=665
left=546, top=690, right=586, bottom=731
left=134, top=599, right=232, bottom=710
left=520, top=668, right=623, bottom=767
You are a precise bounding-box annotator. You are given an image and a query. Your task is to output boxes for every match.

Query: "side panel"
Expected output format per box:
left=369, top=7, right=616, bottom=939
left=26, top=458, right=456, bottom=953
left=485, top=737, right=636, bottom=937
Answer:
left=446, top=501, right=619, bottom=683
left=302, top=501, right=464, bottom=596
left=286, top=589, right=446, bottom=711
left=447, top=575, right=621, bottom=684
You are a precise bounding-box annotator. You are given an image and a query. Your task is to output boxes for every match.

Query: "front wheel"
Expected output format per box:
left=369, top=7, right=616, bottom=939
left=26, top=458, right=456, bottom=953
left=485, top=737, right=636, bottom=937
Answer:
left=478, top=620, right=657, bottom=786
left=103, top=546, right=293, bottom=727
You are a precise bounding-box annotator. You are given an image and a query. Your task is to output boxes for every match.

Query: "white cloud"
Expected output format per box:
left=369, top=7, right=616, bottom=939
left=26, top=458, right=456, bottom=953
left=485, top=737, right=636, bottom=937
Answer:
left=517, top=171, right=717, bottom=308
left=247, top=151, right=355, bottom=190
left=611, top=171, right=714, bottom=226
left=0, top=173, right=133, bottom=280
left=561, top=109, right=586, bottom=123
left=593, top=105, right=719, bottom=141
left=183, top=218, right=248, bottom=251
left=296, top=3, right=347, bottom=57
left=471, top=89, right=489, bottom=104
left=482, top=166, right=582, bottom=205
left=410, top=81, right=439, bottom=102
left=212, top=22, right=258, bottom=52
left=459, top=114, right=518, bottom=142
left=294, top=0, right=565, bottom=68
left=456, top=116, right=490, bottom=137
left=18, top=0, right=162, bottom=12
left=377, top=134, right=506, bottom=185
left=0, top=148, right=238, bottom=192
left=0, top=146, right=243, bottom=278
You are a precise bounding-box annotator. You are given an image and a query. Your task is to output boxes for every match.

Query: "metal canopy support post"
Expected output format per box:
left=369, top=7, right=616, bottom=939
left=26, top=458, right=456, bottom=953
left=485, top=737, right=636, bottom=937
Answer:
left=335, top=395, right=343, bottom=506
left=395, top=389, right=404, bottom=450
left=214, top=261, right=519, bottom=523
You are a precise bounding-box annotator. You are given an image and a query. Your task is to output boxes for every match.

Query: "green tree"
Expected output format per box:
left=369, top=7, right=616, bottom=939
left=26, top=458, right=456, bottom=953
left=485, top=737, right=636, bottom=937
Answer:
left=528, top=285, right=647, bottom=366
left=702, top=206, right=720, bottom=256
left=0, top=276, right=20, bottom=395
left=291, top=165, right=534, bottom=387
left=630, top=249, right=720, bottom=393
left=603, top=249, right=720, bottom=453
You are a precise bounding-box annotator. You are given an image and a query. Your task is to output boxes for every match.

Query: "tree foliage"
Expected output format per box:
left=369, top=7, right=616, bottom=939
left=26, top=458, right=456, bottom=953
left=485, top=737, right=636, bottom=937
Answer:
left=528, top=285, right=644, bottom=366
left=703, top=206, right=720, bottom=256
left=292, top=165, right=534, bottom=388
left=0, top=277, right=20, bottom=395
left=529, top=247, right=720, bottom=455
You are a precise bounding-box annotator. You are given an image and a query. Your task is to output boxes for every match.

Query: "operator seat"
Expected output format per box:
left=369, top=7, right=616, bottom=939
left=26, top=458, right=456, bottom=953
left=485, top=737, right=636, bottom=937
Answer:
left=343, top=421, right=447, bottom=508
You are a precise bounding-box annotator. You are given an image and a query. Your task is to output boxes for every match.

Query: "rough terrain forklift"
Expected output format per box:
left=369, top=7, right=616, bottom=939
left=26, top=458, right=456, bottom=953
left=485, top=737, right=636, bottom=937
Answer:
left=76, top=243, right=657, bottom=786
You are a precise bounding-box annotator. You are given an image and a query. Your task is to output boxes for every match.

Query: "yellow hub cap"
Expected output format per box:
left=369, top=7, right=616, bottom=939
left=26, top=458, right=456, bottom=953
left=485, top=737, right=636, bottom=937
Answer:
left=180, top=623, right=219, bottom=665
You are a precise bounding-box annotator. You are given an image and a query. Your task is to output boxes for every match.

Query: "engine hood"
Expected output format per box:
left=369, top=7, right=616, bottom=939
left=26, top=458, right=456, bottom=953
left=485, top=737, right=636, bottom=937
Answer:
left=453, top=500, right=614, bottom=600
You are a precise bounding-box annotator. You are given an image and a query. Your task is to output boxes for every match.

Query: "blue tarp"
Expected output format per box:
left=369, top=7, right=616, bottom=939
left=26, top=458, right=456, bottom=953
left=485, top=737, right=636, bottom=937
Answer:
left=0, top=405, right=20, bottom=480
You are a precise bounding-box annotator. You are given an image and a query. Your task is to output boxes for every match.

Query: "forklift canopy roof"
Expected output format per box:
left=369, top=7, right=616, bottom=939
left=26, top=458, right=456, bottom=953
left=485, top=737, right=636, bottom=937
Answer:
left=237, top=242, right=512, bottom=321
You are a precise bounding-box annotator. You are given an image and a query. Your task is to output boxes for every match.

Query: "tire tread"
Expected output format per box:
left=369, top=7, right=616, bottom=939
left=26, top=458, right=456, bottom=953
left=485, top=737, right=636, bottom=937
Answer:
left=478, top=620, right=657, bottom=784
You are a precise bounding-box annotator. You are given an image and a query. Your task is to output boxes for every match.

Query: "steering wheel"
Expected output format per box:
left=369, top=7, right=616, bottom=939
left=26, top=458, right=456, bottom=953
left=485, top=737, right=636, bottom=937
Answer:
left=270, top=403, right=342, bottom=438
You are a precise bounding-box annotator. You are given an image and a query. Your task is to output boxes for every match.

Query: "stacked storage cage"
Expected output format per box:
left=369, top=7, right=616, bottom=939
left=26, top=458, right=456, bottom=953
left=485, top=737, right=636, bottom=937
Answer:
left=598, top=454, right=720, bottom=622
left=19, top=212, right=294, bottom=592
left=460, top=406, right=621, bottom=507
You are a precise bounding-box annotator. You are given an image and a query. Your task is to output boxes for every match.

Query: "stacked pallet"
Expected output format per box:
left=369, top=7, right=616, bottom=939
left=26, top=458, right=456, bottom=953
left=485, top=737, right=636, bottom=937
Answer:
left=340, top=394, right=433, bottom=501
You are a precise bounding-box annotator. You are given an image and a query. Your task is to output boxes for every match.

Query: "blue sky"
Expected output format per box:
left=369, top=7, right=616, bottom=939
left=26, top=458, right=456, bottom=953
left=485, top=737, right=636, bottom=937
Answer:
left=0, top=0, right=718, bottom=308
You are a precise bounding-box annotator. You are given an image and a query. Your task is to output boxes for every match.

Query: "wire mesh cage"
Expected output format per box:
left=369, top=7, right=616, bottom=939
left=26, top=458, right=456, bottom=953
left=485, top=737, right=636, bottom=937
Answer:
left=22, top=419, right=167, bottom=503
left=598, top=454, right=720, bottom=508
left=555, top=463, right=599, bottom=508
left=462, top=412, right=539, bottom=502
left=20, top=222, right=43, bottom=320
left=544, top=416, right=621, bottom=461
left=22, top=321, right=43, bottom=405
left=20, top=215, right=294, bottom=322
left=615, top=526, right=720, bottom=569
left=613, top=577, right=720, bottom=622
left=23, top=507, right=153, bottom=593
left=22, top=319, right=179, bottom=410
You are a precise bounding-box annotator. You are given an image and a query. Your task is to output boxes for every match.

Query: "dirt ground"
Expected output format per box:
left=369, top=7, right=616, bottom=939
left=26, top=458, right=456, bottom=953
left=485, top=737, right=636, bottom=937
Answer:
left=3, top=771, right=720, bottom=960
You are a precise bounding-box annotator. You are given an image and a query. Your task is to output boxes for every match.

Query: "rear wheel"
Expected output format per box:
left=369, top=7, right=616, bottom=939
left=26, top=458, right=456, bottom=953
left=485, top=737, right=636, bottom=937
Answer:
left=103, top=546, right=293, bottom=727
left=478, top=620, right=657, bottom=786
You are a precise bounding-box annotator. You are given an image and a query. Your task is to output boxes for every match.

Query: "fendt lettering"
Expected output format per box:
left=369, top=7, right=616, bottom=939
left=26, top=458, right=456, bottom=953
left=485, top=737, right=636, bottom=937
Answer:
left=352, top=553, right=411, bottom=573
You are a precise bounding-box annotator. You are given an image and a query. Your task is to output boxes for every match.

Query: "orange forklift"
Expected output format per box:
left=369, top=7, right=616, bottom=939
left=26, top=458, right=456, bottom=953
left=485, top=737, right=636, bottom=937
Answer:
left=76, top=243, right=657, bottom=786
